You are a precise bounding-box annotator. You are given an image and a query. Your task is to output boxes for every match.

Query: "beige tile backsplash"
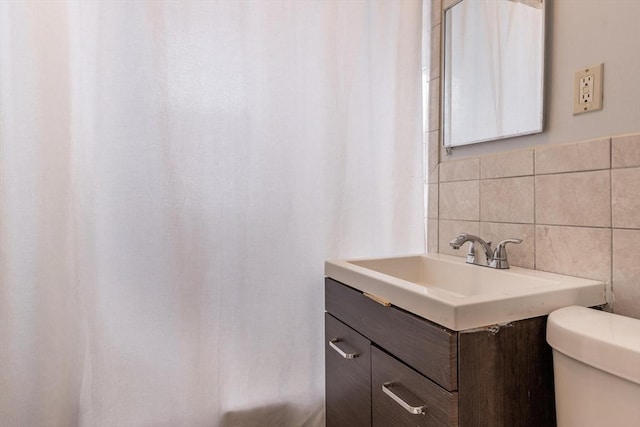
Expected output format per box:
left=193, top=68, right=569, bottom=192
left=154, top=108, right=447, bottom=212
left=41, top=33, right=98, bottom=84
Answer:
left=431, top=0, right=442, bottom=27
left=439, top=157, right=480, bottom=182
left=535, top=225, right=612, bottom=282
left=430, top=25, right=441, bottom=81
left=439, top=181, right=479, bottom=221
left=480, top=149, right=533, bottom=179
left=535, top=170, right=611, bottom=227
left=535, top=137, right=610, bottom=175
left=480, top=176, right=534, bottom=224
left=612, top=229, right=640, bottom=318
left=427, top=131, right=439, bottom=181
left=428, top=132, right=640, bottom=318
left=427, top=183, right=438, bottom=219
left=612, top=167, right=640, bottom=229
left=427, top=78, right=440, bottom=132
left=612, top=133, right=640, bottom=168
left=427, top=219, right=439, bottom=254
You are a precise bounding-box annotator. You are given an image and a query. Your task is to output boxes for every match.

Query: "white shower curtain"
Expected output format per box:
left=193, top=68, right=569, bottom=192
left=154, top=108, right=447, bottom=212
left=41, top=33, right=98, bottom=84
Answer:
left=0, top=1, right=424, bottom=426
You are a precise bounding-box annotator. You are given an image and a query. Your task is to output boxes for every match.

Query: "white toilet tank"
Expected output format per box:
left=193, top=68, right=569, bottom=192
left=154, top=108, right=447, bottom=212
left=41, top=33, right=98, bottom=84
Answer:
left=547, top=306, right=640, bottom=427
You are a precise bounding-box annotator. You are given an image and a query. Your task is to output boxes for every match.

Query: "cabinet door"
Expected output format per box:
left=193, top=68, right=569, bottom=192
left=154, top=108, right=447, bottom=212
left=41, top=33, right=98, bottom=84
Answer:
left=325, top=313, right=371, bottom=427
left=372, top=346, right=458, bottom=427
left=326, top=278, right=458, bottom=391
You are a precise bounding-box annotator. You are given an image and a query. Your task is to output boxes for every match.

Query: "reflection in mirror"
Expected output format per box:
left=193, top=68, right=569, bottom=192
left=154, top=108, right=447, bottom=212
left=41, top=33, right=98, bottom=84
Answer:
left=443, top=0, right=545, bottom=147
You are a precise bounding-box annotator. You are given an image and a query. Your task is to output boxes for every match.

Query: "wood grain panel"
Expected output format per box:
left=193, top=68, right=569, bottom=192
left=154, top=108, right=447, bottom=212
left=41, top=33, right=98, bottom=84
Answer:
left=458, top=317, right=556, bottom=427
left=325, top=278, right=458, bottom=391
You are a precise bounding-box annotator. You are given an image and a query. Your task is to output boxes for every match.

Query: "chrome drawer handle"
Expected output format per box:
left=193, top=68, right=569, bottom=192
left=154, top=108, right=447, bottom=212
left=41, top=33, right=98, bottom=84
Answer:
left=382, top=382, right=426, bottom=415
left=328, top=339, right=359, bottom=359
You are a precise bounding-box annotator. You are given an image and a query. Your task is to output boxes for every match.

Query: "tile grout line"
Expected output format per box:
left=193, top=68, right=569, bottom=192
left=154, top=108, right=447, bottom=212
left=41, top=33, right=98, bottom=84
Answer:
left=478, top=157, right=482, bottom=226
left=609, top=137, right=614, bottom=309
left=533, top=150, right=537, bottom=271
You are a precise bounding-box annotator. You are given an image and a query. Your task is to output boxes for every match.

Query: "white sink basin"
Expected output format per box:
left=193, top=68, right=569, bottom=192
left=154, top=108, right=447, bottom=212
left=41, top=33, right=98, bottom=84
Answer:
left=325, top=254, right=606, bottom=331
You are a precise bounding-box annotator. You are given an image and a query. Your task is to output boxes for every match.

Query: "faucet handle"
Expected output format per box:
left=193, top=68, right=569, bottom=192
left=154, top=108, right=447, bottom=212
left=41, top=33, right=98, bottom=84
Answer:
left=496, top=238, right=522, bottom=248
left=491, top=238, right=523, bottom=269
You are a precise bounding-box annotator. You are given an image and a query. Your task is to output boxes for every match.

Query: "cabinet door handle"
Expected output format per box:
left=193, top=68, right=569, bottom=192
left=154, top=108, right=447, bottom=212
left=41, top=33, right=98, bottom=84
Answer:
left=328, top=339, right=359, bottom=359
left=382, top=382, right=426, bottom=415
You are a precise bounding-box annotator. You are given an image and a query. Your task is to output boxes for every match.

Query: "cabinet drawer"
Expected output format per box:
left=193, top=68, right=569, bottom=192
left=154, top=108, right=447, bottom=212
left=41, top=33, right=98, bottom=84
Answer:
left=326, top=278, right=457, bottom=391
left=325, top=314, right=371, bottom=427
left=372, top=346, right=458, bottom=427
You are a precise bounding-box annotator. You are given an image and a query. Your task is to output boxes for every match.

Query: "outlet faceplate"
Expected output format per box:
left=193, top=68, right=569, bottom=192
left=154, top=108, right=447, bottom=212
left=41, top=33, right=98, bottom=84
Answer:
left=574, top=63, right=604, bottom=115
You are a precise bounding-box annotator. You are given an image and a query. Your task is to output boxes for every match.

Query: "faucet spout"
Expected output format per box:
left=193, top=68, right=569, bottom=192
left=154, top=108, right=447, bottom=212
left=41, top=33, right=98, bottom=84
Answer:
left=448, top=233, right=468, bottom=250
left=449, top=233, right=493, bottom=260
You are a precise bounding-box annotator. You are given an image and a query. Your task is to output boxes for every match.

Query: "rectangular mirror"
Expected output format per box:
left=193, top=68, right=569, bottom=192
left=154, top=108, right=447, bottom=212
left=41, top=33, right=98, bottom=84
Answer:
left=442, top=0, right=545, bottom=147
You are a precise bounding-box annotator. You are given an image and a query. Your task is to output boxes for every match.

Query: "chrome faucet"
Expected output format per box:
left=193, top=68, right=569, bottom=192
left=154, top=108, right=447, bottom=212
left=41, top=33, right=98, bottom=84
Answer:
left=449, top=233, right=494, bottom=265
left=449, top=233, right=522, bottom=269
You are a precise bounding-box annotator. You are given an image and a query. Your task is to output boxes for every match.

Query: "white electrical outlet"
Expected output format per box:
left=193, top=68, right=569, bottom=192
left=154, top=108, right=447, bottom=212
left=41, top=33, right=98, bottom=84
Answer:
left=579, top=75, right=593, bottom=104
left=574, top=64, right=603, bottom=115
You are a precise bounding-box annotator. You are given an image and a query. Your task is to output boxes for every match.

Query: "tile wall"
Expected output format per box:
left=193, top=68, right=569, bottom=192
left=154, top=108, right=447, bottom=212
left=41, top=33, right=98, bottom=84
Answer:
left=427, top=134, right=640, bottom=319
left=424, top=0, right=639, bottom=319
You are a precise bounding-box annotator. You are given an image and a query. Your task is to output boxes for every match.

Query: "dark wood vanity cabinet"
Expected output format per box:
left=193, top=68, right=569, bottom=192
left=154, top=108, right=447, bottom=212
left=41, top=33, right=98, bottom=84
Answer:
left=325, top=277, right=556, bottom=427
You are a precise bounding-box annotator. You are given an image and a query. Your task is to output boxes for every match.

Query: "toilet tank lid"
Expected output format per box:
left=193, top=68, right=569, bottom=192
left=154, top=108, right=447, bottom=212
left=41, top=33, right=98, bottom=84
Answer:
left=547, top=306, right=640, bottom=385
